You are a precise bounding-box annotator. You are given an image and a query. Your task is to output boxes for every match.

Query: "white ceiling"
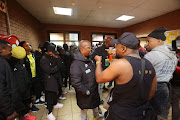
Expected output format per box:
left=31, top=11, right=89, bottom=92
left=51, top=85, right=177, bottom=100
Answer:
left=16, top=0, right=180, bottom=28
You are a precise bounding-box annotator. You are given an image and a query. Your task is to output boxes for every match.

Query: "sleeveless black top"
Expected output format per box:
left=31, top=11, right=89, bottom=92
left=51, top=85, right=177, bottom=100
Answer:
left=109, top=56, right=155, bottom=119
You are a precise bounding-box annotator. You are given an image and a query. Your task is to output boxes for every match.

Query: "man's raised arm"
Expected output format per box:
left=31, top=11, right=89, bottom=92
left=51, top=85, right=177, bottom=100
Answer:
left=94, top=55, right=121, bottom=83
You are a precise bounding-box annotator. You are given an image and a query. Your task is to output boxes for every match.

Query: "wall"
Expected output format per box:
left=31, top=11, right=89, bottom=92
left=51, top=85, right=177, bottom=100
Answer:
left=121, top=9, right=180, bottom=38
left=139, top=37, right=147, bottom=48
left=2, top=0, right=180, bottom=48
left=42, top=24, right=122, bottom=42
left=1, top=0, right=43, bottom=49
left=43, top=10, right=180, bottom=42
left=0, top=9, right=8, bottom=35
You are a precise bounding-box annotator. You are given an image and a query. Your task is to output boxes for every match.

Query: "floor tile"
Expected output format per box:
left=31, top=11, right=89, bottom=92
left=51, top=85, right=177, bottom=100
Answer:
left=29, top=85, right=172, bottom=120
left=57, top=114, right=73, bottom=120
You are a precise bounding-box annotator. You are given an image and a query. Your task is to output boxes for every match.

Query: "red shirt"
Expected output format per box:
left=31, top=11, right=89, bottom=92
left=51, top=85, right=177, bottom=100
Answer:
left=138, top=46, right=146, bottom=54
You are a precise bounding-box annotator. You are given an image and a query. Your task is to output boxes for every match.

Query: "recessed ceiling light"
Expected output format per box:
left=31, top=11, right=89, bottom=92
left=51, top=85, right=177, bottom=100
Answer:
left=116, top=15, right=135, bottom=21
left=71, top=2, right=75, bottom=6
left=53, top=7, right=72, bottom=16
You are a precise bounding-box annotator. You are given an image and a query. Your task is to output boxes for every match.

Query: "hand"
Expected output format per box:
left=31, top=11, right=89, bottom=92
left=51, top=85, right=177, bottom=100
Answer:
left=7, top=111, right=18, bottom=120
left=94, top=55, right=102, bottom=62
left=105, top=49, right=116, bottom=56
left=52, top=53, right=58, bottom=58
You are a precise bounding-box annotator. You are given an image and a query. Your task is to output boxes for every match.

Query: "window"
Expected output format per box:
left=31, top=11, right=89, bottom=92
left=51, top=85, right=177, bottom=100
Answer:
left=92, top=41, right=100, bottom=47
left=49, top=31, right=80, bottom=47
left=91, top=32, right=117, bottom=46
left=92, top=34, right=104, bottom=41
left=50, top=33, right=64, bottom=40
left=68, top=33, right=79, bottom=41
left=105, top=35, right=116, bottom=39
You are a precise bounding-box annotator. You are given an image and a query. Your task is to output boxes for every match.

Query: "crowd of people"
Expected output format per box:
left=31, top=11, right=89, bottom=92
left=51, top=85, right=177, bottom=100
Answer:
left=0, top=27, right=179, bottom=120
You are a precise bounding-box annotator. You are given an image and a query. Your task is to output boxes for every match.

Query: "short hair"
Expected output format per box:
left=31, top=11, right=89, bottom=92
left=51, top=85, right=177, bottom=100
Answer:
left=57, top=45, right=63, bottom=51
left=0, top=39, right=10, bottom=49
left=19, top=41, right=26, bottom=47
left=38, top=44, right=43, bottom=49
left=70, top=45, right=73, bottom=48
left=63, top=44, right=68, bottom=51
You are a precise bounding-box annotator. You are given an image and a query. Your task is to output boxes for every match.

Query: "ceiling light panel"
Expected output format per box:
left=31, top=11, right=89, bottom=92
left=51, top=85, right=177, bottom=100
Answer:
left=116, top=15, right=135, bottom=21
left=53, top=7, right=72, bottom=16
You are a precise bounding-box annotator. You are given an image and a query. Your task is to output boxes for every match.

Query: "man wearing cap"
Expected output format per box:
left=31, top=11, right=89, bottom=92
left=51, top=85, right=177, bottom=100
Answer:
left=144, top=27, right=178, bottom=120
left=40, top=44, right=63, bottom=120
left=95, top=32, right=157, bottom=119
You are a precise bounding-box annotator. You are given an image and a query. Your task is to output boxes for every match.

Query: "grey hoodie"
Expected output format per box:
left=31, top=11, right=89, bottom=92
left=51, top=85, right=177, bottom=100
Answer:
left=144, top=45, right=177, bottom=82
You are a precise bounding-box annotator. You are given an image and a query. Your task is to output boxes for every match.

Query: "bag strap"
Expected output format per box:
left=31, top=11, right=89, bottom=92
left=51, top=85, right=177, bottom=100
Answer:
left=139, top=58, right=145, bottom=84
left=108, top=58, right=146, bottom=106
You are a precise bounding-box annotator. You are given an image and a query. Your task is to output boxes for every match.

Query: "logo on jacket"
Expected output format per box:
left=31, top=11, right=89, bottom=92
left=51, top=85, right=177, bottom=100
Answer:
left=85, top=69, right=91, bottom=74
left=85, top=64, right=88, bottom=68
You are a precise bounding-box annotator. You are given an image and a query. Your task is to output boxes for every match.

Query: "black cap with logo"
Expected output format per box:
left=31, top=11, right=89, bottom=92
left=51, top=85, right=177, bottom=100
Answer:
left=148, top=27, right=167, bottom=41
left=111, top=32, right=139, bottom=49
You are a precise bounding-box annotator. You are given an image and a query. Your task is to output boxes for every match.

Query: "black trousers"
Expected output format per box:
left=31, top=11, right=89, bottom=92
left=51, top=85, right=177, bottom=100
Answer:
left=32, top=77, right=42, bottom=100
left=65, top=71, right=70, bottom=88
left=57, top=78, right=63, bottom=97
left=45, top=91, right=58, bottom=114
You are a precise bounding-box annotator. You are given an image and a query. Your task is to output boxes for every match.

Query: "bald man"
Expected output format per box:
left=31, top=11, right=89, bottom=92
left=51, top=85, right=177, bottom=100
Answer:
left=70, top=40, right=103, bottom=120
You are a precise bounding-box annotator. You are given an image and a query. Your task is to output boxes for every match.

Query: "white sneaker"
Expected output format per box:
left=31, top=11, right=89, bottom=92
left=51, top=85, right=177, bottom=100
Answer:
left=40, top=96, right=45, bottom=102
left=62, top=91, right=67, bottom=95
left=68, top=89, right=75, bottom=93
left=59, top=96, right=66, bottom=100
left=65, top=87, right=69, bottom=90
left=54, top=103, right=63, bottom=108
left=47, top=112, right=56, bottom=120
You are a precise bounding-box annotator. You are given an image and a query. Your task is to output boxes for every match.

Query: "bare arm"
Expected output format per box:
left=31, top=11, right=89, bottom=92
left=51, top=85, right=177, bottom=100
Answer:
left=95, top=55, right=122, bottom=83
left=148, top=75, right=157, bottom=100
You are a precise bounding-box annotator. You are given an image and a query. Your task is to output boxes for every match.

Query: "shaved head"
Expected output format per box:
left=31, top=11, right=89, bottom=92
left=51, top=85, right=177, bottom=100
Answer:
left=105, top=37, right=114, bottom=48
left=79, top=40, right=91, bottom=49
left=106, top=37, right=112, bottom=42
left=79, top=40, right=91, bottom=58
left=0, top=39, right=12, bottom=59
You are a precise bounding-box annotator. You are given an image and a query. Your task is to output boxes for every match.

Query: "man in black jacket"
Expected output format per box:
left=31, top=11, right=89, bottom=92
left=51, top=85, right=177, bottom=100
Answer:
left=91, top=37, right=114, bottom=104
left=0, top=39, right=18, bottom=120
left=8, top=46, right=36, bottom=120
left=19, top=41, right=44, bottom=112
left=63, top=44, right=73, bottom=91
left=70, top=40, right=103, bottom=120
left=40, top=44, right=63, bottom=120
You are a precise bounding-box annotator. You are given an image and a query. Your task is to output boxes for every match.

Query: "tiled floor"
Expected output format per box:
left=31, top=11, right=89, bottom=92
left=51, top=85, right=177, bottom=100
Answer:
left=30, top=86, right=172, bottom=120
left=30, top=88, right=108, bottom=120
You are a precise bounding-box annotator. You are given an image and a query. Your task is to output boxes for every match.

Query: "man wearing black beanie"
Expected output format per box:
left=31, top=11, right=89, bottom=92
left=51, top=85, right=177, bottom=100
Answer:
left=144, top=27, right=177, bottom=120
